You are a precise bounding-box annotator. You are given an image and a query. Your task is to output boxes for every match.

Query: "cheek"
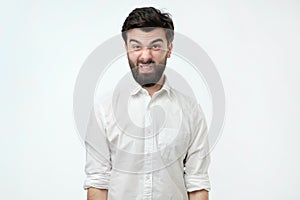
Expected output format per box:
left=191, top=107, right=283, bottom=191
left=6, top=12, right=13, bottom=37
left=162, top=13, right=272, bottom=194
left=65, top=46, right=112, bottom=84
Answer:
left=127, top=52, right=138, bottom=62
left=153, top=51, right=168, bottom=61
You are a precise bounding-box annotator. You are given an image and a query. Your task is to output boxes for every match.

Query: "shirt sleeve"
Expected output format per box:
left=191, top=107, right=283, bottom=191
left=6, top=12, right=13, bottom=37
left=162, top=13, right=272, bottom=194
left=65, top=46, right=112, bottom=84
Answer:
left=184, top=104, right=211, bottom=192
left=83, top=104, right=111, bottom=190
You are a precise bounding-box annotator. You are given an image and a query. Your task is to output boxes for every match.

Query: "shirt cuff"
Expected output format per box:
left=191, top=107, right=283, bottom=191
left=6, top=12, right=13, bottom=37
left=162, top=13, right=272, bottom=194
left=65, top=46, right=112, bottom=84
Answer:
left=184, top=174, right=211, bottom=192
left=83, top=172, right=110, bottom=190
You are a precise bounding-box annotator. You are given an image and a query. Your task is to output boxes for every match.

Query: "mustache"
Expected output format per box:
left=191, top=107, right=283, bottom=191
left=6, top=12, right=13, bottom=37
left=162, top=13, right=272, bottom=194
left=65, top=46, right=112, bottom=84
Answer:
left=137, top=60, right=155, bottom=65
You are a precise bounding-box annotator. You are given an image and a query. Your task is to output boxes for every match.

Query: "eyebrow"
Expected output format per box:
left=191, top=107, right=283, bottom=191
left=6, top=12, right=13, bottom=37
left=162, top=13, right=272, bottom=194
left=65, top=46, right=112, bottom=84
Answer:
left=128, top=38, right=164, bottom=44
left=150, top=39, right=164, bottom=44
left=129, top=39, right=142, bottom=44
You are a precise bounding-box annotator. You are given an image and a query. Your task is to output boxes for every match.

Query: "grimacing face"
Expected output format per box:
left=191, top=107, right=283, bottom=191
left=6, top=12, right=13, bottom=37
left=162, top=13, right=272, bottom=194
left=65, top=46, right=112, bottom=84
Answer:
left=125, top=28, right=173, bottom=87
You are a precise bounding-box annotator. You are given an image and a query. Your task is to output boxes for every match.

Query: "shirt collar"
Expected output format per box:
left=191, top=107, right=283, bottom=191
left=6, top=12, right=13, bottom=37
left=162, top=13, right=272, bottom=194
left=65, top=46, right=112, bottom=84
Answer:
left=129, top=75, right=171, bottom=97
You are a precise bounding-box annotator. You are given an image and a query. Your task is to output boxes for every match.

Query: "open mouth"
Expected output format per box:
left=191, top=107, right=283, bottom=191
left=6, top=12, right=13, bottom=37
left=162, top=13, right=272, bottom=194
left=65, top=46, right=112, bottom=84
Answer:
left=138, top=64, right=154, bottom=73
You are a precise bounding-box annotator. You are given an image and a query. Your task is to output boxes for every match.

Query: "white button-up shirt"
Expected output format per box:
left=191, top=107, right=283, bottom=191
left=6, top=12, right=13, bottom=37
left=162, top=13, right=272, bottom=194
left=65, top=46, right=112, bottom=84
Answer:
left=84, top=76, right=211, bottom=200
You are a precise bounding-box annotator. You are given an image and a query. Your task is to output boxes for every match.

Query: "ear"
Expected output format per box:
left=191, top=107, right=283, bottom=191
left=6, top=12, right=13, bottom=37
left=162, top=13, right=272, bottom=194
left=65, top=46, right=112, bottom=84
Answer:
left=166, top=43, right=173, bottom=58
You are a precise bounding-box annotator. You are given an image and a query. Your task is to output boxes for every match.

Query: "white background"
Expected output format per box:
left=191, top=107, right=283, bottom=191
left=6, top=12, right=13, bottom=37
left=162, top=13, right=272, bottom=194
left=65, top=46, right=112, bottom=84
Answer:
left=1, top=0, right=299, bottom=199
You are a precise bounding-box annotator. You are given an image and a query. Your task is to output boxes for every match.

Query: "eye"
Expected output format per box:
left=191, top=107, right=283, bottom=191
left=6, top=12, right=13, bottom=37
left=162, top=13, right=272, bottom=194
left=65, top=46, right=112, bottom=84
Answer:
left=132, top=45, right=142, bottom=51
left=151, top=44, right=161, bottom=50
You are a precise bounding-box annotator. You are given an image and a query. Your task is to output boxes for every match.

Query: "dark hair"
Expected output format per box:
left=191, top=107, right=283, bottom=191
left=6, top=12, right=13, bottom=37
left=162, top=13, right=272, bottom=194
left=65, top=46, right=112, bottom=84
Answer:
left=121, top=7, right=174, bottom=44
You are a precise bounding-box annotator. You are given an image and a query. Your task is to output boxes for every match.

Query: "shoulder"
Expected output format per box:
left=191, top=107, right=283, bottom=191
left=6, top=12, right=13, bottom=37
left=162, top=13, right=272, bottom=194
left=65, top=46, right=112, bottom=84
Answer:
left=169, top=88, right=206, bottom=121
left=169, top=88, right=200, bottom=109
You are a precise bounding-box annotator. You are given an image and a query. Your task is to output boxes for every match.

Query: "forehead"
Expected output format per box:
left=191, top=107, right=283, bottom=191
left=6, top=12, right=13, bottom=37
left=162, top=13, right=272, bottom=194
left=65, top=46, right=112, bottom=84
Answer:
left=126, top=28, right=167, bottom=43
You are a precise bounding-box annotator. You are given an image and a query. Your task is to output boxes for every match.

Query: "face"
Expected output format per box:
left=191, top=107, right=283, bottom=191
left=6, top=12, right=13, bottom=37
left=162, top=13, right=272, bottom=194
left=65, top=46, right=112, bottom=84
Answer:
left=125, top=28, right=173, bottom=87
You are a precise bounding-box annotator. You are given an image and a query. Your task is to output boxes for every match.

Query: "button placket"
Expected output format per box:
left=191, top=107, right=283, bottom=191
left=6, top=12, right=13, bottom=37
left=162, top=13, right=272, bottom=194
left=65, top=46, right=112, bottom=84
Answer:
left=143, top=95, right=153, bottom=199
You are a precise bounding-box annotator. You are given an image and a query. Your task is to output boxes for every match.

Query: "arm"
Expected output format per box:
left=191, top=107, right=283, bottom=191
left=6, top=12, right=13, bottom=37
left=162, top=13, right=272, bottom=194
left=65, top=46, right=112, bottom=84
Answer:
left=87, top=188, right=108, bottom=200
left=188, top=189, right=209, bottom=200
left=184, top=105, right=211, bottom=197
left=84, top=105, right=111, bottom=199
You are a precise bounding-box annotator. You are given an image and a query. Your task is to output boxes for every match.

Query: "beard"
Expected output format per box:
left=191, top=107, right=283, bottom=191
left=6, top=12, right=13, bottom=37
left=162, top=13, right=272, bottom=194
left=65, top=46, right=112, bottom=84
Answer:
left=128, top=57, right=167, bottom=87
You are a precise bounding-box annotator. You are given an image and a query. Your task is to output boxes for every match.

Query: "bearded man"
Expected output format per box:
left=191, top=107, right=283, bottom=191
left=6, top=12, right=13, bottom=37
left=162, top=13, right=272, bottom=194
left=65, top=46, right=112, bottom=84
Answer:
left=84, top=7, right=211, bottom=200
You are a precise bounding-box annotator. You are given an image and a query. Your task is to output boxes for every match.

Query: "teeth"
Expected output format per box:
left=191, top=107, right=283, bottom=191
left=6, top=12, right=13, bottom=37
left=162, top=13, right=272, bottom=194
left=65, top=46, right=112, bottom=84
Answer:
left=140, top=65, right=151, bottom=68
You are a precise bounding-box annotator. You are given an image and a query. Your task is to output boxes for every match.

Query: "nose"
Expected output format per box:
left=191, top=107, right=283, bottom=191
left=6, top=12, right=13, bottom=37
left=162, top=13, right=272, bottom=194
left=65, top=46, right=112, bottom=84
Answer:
left=139, top=47, right=152, bottom=62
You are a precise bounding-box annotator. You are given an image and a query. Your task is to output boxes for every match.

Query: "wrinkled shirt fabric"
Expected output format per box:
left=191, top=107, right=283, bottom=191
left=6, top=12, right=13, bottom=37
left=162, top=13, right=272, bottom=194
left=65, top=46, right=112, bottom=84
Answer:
left=84, top=76, right=210, bottom=200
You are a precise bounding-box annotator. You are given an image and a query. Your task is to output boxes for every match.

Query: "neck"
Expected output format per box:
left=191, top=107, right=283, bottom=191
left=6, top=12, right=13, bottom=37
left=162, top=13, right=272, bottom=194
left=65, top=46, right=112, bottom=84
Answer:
left=143, top=75, right=165, bottom=97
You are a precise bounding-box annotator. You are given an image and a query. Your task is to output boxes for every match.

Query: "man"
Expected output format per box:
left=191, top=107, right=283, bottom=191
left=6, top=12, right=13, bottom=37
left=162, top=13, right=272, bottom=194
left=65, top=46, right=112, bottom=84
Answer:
left=84, top=7, right=210, bottom=200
